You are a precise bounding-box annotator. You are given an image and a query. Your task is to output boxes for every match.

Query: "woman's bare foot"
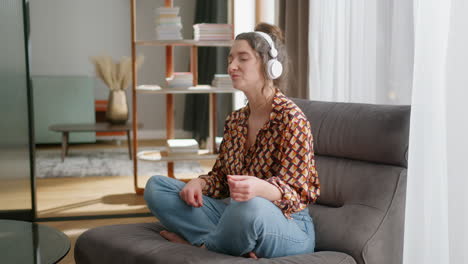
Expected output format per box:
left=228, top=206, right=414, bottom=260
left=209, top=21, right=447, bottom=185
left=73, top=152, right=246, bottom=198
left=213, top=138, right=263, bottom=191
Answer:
left=159, top=230, right=190, bottom=245
left=248, top=252, right=258, bottom=259
left=242, top=252, right=258, bottom=259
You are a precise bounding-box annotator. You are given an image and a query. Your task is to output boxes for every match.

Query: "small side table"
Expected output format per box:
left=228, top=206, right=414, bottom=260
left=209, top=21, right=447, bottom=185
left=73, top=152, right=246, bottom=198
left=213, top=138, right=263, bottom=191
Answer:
left=49, top=123, right=142, bottom=162
left=0, top=219, right=70, bottom=264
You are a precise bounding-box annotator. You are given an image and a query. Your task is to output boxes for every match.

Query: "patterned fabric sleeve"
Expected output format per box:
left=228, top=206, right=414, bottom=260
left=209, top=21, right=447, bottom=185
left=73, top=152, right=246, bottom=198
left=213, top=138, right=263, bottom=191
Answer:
left=198, top=117, right=231, bottom=198
left=266, top=118, right=320, bottom=218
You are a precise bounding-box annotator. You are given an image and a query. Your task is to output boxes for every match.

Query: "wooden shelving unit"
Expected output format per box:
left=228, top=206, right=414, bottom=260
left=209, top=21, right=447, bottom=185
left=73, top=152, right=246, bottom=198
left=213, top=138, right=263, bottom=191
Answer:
left=130, top=0, right=235, bottom=194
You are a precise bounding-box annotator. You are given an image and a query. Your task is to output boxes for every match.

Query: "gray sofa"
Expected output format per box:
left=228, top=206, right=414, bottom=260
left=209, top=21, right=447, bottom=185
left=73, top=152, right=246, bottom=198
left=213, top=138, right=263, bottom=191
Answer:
left=75, top=99, right=410, bottom=264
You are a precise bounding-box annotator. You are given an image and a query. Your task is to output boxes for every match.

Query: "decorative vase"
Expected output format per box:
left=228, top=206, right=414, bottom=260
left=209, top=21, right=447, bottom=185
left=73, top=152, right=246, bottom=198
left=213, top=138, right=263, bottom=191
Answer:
left=106, top=90, right=129, bottom=124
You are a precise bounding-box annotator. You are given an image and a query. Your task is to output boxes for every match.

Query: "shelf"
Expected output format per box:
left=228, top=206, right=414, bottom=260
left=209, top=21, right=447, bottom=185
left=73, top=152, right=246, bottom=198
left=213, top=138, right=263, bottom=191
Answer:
left=135, top=39, right=233, bottom=47
left=137, top=85, right=237, bottom=94
left=137, top=149, right=218, bottom=162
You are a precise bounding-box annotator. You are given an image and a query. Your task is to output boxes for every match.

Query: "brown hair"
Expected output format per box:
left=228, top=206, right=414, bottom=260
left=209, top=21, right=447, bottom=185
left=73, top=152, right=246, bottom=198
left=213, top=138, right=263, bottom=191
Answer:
left=235, top=22, right=290, bottom=92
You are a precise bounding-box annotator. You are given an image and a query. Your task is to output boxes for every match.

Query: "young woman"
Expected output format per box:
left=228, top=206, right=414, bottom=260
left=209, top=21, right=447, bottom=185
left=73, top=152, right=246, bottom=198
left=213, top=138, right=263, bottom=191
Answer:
left=144, top=23, right=320, bottom=259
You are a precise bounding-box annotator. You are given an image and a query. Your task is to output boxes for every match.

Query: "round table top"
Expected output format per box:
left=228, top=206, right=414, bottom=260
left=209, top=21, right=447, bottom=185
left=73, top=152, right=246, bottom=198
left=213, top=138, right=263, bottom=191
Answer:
left=0, top=219, right=70, bottom=264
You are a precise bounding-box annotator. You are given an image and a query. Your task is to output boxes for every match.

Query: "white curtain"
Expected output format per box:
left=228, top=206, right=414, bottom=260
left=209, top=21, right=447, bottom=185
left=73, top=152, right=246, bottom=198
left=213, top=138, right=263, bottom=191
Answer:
left=308, top=0, right=414, bottom=104
left=308, top=0, right=468, bottom=263
left=404, top=0, right=468, bottom=263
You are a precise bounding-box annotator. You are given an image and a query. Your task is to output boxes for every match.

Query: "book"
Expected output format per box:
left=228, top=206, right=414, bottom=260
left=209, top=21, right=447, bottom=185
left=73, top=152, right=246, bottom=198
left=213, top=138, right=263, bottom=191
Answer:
left=138, top=85, right=162, bottom=91
left=137, top=150, right=162, bottom=161
left=167, top=139, right=199, bottom=153
left=212, top=74, right=233, bottom=88
left=155, top=7, right=180, bottom=15
left=166, top=72, right=193, bottom=88
left=193, top=23, right=233, bottom=41
left=154, top=6, right=183, bottom=40
left=156, top=17, right=182, bottom=24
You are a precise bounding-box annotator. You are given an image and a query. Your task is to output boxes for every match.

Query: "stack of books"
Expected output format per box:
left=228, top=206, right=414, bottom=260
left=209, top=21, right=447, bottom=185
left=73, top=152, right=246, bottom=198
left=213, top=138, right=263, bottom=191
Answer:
left=167, top=139, right=199, bottom=155
left=155, top=6, right=183, bottom=40
left=193, top=23, right=233, bottom=41
left=212, top=74, right=233, bottom=88
left=166, top=72, right=193, bottom=88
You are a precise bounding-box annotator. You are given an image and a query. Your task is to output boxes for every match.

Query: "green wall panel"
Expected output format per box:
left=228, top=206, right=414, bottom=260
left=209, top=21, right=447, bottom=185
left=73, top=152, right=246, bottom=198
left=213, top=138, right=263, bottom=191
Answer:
left=33, top=76, right=96, bottom=144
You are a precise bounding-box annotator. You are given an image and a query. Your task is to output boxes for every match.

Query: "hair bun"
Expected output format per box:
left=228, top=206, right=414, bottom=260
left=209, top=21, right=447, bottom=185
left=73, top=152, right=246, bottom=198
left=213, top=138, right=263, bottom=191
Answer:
left=254, top=22, right=285, bottom=44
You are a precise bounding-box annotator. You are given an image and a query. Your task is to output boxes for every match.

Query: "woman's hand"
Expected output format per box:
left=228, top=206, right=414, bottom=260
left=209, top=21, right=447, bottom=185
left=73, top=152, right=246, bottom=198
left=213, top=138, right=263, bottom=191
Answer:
left=179, top=178, right=205, bottom=207
left=227, top=175, right=264, bottom=202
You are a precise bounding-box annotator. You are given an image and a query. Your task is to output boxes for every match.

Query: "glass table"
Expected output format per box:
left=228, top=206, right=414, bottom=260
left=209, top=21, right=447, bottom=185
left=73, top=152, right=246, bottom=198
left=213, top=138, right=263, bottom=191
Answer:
left=0, top=219, right=70, bottom=264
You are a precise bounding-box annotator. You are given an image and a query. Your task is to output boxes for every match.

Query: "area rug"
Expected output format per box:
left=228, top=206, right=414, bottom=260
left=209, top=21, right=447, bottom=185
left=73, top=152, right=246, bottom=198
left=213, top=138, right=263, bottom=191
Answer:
left=36, top=148, right=204, bottom=178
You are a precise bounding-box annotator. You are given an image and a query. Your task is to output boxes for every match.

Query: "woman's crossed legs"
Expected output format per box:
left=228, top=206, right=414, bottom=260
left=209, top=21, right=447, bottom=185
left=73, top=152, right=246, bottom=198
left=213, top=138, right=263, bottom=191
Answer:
left=144, top=175, right=315, bottom=258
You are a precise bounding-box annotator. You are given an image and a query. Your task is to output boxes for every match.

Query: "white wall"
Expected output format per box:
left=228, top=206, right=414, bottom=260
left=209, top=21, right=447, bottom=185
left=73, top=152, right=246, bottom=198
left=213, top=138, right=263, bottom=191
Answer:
left=232, top=0, right=255, bottom=110
left=30, top=0, right=195, bottom=138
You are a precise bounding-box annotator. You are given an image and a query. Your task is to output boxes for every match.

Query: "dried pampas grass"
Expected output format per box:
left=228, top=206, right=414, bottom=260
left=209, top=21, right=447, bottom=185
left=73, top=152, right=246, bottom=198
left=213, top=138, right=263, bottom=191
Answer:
left=90, top=55, right=144, bottom=91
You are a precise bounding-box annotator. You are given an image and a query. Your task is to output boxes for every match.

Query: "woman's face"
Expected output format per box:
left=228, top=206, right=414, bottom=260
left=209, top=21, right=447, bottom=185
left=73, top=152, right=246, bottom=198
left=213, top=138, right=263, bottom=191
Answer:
left=227, top=40, right=264, bottom=92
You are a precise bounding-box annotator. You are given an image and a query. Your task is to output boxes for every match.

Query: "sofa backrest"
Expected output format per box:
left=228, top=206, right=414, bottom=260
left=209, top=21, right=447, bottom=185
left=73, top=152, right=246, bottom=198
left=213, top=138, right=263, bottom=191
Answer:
left=292, top=99, right=410, bottom=264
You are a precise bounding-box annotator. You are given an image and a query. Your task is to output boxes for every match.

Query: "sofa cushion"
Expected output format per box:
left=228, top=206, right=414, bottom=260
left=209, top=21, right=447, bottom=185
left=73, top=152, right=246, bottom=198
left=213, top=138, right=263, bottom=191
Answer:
left=293, top=99, right=410, bottom=168
left=75, top=222, right=356, bottom=264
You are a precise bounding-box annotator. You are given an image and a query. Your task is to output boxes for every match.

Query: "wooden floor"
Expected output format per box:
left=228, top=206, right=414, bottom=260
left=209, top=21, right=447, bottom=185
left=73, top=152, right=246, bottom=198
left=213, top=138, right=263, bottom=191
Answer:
left=34, top=139, right=215, bottom=264
left=36, top=139, right=214, bottom=218
left=37, top=175, right=151, bottom=218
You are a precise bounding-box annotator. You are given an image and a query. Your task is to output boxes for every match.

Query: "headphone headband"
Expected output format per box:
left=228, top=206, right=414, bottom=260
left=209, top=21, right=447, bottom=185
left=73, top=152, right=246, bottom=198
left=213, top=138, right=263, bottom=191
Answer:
left=254, top=31, right=278, bottom=58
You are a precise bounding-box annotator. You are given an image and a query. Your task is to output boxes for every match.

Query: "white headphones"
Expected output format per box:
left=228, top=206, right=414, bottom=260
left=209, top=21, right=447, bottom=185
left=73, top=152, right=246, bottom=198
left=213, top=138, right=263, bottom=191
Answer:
left=254, top=31, right=283, bottom=80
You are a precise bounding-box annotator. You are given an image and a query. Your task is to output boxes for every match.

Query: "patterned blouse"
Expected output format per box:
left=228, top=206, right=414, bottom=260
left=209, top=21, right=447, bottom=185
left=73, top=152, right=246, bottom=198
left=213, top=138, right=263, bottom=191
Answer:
left=199, top=90, right=320, bottom=218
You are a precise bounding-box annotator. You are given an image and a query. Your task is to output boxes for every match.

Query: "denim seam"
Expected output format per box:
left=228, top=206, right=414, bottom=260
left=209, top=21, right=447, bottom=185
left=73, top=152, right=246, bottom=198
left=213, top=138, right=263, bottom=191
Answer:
left=291, top=219, right=312, bottom=235
left=191, top=237, right=206, bottom=247
left=203, top=239, right=222, bottom=253
left=205, top=238, right=256, bottom=257
left=263, top=232, right=311, bottom=243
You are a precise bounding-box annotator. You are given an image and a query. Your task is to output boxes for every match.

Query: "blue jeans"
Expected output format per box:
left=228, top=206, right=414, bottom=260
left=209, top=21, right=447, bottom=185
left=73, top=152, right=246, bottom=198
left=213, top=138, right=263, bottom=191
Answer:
left=144, top=175, right=315, bottom=258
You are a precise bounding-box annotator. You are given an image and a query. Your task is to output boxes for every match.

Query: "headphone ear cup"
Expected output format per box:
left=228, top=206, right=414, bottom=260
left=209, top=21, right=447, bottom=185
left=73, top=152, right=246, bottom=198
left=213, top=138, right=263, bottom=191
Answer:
left=267, top=59, right=283, bottom=80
